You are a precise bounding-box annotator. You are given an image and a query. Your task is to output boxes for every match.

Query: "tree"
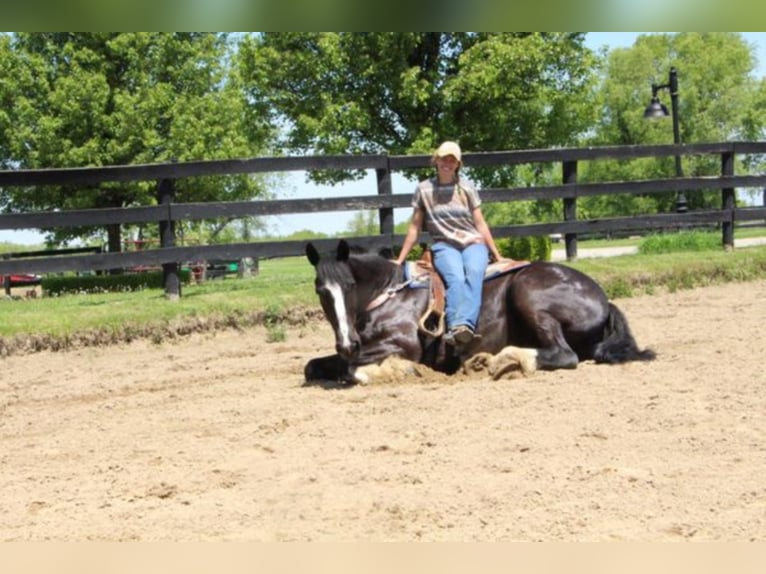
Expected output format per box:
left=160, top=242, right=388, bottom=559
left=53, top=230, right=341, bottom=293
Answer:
left=585, top=32, right=766, bottom=214
left=344, top=210, right=378, bottom=236
left=238, top=33, right=599, bottom=189
left=0, top=33, right=275, bottom=250
left=237, top=33, right=601, bottom=231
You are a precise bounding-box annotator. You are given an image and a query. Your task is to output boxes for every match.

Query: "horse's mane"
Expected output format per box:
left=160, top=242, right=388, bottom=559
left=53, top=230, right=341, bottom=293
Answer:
left=312, top=243, right=399, bottom=288
left=347, top=250, right=401, bottom=292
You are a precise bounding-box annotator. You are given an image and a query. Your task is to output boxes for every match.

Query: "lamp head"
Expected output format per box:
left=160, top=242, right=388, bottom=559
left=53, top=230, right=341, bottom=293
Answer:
left=643, top=96, right=669, bottom=119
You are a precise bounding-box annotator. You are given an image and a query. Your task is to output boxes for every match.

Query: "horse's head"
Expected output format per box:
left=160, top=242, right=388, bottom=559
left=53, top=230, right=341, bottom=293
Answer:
left=306, top=240, right=363, bottom=361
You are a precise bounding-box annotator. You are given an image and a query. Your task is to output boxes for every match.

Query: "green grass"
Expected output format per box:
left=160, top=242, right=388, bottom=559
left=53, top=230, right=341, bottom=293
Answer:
left=557, top=225, right=766, bottom=250
left=2, top=232, right=766, bottom=354
left=570, top=245, right=766, bottom=298
left=638, top=230, right=721, bottom=254
left=0, top=257, right=316, bottom=339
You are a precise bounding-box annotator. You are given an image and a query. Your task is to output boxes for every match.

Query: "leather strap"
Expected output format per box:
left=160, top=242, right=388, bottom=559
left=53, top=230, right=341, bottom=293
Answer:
left=416, top=250, right=446, bottom=338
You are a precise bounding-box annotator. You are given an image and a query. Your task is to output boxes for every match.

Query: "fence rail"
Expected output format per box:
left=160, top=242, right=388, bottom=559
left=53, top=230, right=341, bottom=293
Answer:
left=2, top=142, right=766, bottom=297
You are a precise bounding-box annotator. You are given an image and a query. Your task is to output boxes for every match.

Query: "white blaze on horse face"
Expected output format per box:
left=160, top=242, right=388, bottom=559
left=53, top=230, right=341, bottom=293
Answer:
left=326, top=281, right=353, bottom=349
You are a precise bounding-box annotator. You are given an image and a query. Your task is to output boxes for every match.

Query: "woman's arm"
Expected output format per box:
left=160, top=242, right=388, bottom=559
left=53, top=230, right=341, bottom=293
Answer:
left=395, top=207, right=424, bottom=265
left=473, top=207, right=505, bottom=262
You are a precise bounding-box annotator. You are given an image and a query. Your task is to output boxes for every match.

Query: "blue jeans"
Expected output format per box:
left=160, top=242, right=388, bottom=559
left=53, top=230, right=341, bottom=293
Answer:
left=431, top=241, right=489, bottom=332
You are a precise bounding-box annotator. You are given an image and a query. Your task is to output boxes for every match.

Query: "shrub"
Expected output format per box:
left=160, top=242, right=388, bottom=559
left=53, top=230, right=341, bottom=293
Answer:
left=42, top=269, right=192, bottom=296
left=638, top=231, right=720, bottom=255
left=601, top=277, right=633, bottom=299
left=399, top=243, right=425, bottom=262
left=264, top=302, right=287, bottom=343
left=497, top=235, right=552, bottom=261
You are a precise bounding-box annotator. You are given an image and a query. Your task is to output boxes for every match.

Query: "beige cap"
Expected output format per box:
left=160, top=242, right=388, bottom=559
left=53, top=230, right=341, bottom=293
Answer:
left=435, top=141, right=462, bottom=162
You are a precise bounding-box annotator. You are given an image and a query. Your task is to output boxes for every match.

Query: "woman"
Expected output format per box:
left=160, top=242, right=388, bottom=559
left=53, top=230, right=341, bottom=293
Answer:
left=395, top=141, right=509, bottom=347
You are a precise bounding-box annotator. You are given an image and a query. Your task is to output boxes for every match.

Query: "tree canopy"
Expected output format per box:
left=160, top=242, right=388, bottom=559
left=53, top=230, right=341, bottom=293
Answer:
left=0, top=32, right=273, bottom=248
left=594, top=33, right=766, bottom=148
left=2, top=32, right=765, bottom=244
left=238, top=32, right=599, bottom=187
left=583, top=32, right=766, bottom=214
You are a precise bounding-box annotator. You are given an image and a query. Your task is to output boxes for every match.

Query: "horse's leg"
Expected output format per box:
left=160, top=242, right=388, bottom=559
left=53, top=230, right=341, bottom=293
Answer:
left=305, top=336, right=421, bottom=385
left=350, top=356, right=423, bottom=385
left=304, top=354, right=353, bottom=383
left=488, top=346, right=539, bottom=378
left=490, top=312, right=579, bottom=378
left=349, top=317, right=424, bottom=384
left=304, top=352, right=421, bottom=385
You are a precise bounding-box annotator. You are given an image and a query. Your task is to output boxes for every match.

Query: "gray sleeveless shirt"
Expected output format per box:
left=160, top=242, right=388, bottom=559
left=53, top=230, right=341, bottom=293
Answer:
left=412, top=177, right=484, bottom=248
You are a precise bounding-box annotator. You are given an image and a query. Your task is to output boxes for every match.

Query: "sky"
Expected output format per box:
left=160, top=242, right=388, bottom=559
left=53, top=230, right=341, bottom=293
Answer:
left=2, top=32, right=765, bottom=245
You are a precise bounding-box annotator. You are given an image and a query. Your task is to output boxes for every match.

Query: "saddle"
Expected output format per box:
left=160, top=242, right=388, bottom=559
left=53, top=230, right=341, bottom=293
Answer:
left=413, top=250, right=446, bottom=339
left=409, top=250, right=530, bottom=339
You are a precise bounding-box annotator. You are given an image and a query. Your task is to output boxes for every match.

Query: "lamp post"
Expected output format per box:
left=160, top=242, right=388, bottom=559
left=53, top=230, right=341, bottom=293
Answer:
left=643, top=66, right=688, bottom=213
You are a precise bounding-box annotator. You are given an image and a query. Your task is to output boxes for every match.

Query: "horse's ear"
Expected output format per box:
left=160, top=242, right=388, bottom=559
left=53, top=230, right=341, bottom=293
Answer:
left=306, top=242, right=320, bottom=267
left=337, top=239, right=350, bottom=262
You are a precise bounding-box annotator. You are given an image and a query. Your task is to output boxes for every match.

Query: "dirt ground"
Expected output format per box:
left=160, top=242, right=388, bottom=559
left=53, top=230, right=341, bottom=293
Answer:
left=1, top=279, right=765, bottom=541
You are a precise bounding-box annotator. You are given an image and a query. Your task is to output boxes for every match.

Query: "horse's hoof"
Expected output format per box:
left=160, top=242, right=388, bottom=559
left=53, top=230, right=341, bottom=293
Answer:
left=489, top=346, right=538, bottom=379
left=463, top=352, right=492, bottom=375
left=488, top=355, right=520, bottom=379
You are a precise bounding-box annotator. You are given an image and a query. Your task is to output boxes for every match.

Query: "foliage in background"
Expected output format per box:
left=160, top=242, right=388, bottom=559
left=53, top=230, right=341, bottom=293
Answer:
left=263, top=302, right=287, bottom=342
left=344, top=210, right=379, bottom=237
left=638, top=230, right=722, bottom=255
left=41, top=269, right=192, bottom=296
left=2, top=239, right=766, bottom=356
left=480, top=163, right=564, bottom=228
left=497, top=235, right=552, bottom=261
left=2, top=32, right=766, bottom=251
left=578, top=247, right=766, bottom=299
left=239, top=32, right=599, bottom=189
left=0, top=33, right=274, bottom=251
left=582, top=32, right=766, bottom=216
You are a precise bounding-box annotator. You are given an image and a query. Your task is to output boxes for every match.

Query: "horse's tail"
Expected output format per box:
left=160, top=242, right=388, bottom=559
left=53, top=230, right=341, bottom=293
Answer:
left=594, top=303, right=656, bottom=364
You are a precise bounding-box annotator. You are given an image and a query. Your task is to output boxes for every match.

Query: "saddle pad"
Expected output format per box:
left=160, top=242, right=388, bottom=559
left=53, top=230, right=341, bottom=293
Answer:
left=485, top=259, right=531, bottom=281
left=404, top=259, right=531, bottom=286
left=402, top=261, right=431, bottom=288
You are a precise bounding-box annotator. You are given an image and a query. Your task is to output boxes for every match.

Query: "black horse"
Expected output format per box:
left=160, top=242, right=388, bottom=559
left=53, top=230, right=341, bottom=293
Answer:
left=305, top=240, right=655, bottom=384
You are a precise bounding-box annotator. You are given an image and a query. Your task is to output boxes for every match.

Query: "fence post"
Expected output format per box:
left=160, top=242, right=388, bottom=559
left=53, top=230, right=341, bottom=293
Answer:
left=721, top=151, right=735, bottom=251
left=376, top=155, right=394, bottom=249
left=2, top=254, right=10, bottom=296
left=157, top=177, right=180, bottom=299
left=563, top=160, right=578, bottom=260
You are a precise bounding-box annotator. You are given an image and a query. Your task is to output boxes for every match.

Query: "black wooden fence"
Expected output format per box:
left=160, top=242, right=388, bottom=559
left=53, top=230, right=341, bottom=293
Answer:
left=2, top=141, right=766, bottom=298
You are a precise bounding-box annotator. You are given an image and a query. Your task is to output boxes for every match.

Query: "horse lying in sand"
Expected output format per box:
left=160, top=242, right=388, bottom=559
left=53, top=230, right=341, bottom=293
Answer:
left=305, top=240, right=655, bottom=384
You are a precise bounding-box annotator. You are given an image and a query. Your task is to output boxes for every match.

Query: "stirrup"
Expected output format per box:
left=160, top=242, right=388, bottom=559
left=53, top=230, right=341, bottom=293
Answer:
left=418, top=308, right=445, bottom=338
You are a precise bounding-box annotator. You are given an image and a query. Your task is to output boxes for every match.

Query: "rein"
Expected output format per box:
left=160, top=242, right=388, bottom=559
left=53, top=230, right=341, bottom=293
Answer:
left=364, top=269, right=427, bottom=312
left=363, top=258, right=446, bottom=338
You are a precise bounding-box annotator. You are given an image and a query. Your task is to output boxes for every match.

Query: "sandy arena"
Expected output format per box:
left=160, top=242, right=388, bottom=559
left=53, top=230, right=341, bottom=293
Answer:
left=1, top=279, right=765, bottom=541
